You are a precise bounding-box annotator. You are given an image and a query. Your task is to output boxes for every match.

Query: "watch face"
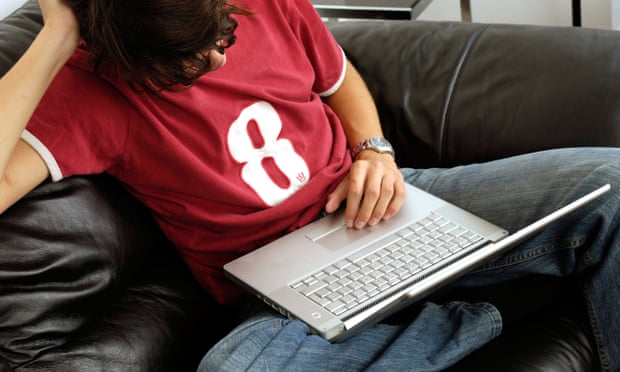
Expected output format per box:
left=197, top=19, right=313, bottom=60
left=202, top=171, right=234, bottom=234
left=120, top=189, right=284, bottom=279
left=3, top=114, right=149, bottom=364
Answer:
left=370, top=137, right=388, bottom=147
left=370, top=137, right=393, bottom=153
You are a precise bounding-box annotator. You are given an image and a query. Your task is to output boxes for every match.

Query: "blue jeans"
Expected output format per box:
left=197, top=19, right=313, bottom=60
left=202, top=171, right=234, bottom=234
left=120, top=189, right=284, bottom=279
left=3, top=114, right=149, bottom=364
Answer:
left=198, top=147, right=620, bottom=372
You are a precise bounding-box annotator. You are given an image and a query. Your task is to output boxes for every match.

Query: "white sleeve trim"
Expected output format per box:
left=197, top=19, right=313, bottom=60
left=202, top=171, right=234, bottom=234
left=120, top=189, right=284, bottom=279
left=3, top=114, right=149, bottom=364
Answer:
left=318, top=47, right=347, bottom=97
left=21, top=129, right=64, bottom=182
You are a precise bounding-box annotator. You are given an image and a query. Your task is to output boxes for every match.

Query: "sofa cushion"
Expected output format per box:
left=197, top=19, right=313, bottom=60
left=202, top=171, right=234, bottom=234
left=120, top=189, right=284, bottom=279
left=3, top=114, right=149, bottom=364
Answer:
left=0, top=176, right=149, bottom=366
left=0, top=176, right=228, bottom=371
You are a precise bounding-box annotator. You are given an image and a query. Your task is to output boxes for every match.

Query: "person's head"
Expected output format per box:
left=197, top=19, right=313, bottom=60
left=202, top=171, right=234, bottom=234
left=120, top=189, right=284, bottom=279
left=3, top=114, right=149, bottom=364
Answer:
left=69, top=0, right=250, bottom=93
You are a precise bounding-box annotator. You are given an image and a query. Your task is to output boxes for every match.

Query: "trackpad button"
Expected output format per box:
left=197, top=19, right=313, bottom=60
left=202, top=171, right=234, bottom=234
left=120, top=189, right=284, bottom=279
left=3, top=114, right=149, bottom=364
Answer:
left=316, top=226, right=372, bottom=251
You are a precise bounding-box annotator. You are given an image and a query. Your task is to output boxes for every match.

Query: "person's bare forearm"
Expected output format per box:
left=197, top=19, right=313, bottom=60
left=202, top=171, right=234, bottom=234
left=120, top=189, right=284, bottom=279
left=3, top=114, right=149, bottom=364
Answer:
left=0, top=1, right=79, bottom=182
left=325, top=60, right=385, bottom=150
left=0, top=27, right=75, bottom=178
left=325, top=60, right=406, bottom=228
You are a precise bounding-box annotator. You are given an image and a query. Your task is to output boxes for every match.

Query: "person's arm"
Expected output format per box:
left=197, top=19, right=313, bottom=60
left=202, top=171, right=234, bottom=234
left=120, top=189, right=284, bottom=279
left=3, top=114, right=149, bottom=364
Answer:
left=0, top=0, right=79, bottom=214
left=324, top=60, right=406, bottom=229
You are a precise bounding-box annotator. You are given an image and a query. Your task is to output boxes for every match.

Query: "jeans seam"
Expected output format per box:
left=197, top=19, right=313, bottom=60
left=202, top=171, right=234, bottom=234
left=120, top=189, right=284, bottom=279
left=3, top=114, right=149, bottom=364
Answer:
left=582, top=286, right=612, bottom=372
left=472, top=236, right=586, bottom=273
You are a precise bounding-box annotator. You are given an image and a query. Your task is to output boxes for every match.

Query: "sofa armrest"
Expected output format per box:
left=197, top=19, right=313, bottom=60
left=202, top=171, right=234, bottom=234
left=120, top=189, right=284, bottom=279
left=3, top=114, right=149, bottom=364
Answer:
left=330, top=21, right=620, bottom=168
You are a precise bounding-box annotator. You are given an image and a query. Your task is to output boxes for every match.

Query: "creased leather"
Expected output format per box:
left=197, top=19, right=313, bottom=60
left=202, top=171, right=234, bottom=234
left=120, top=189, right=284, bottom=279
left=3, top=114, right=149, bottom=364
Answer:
left=2, top=2, right=618, bottom=370
left=0, top=176, right=227, bottom=371
left=330, top=21, right=620, bottom=168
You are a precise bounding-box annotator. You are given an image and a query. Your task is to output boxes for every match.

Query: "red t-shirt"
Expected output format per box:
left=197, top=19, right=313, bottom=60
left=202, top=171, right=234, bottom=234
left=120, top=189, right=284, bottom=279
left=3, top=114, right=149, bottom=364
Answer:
left=23, top=0, right=350, bottom=304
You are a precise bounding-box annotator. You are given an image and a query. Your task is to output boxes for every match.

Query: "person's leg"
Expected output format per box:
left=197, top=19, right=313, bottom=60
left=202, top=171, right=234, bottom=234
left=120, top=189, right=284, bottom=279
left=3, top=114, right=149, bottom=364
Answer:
left=198, top=301, right=501, bottom=372
left=404, top=147, right=620, bottom=371
left=200, top=147, right=620, bottom=372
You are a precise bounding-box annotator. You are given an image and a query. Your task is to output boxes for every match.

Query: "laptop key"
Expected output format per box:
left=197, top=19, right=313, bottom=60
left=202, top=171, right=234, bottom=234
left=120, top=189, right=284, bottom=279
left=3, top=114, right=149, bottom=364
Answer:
left=326, top=301, right=346, bottom=314
left=300, top=281, right=327, bottom=296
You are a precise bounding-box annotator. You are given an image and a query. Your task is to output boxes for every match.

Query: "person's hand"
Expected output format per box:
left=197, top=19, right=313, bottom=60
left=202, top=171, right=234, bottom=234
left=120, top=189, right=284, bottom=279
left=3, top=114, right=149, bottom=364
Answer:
left=38, top=0, right=80, bottom=53
left=325, top=152, right=406, bottom=229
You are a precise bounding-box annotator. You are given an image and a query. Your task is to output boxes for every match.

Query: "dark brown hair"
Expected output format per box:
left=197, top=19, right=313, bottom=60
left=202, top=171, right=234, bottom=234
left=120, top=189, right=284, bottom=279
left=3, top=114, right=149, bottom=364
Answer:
left=69, top=0, right=250, bottom=93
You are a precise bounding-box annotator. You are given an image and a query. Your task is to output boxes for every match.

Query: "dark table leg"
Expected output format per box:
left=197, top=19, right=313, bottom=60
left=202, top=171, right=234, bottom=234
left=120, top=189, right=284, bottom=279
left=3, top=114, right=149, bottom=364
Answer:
left=572, top=0, right=581, bottom=26
left=460, top=0, right=472, bottom=22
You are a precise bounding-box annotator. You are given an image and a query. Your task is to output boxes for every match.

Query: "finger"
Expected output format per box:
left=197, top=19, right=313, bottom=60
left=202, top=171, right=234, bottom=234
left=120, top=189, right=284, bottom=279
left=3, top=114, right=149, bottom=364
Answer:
left=353, top=164, right=385, bottom=229
left=382, top=176, right=407, bottom=221
left=367, top=176, right=395, bottom=226
left=344, top=162, right=368, bottom=228
left=364, top=167, right=405, bottom=226
left=325, top=178, right=349, bottom=213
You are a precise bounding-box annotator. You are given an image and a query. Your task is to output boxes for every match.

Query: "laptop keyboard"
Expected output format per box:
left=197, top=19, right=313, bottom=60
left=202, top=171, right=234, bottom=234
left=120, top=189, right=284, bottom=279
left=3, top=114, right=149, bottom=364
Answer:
left=290, top=213, right=485, bottom=316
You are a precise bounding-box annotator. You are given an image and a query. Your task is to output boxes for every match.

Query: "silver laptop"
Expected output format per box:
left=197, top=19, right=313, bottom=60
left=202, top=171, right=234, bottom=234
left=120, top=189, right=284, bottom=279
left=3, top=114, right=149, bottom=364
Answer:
left=225, top=183, right=610, bottom=342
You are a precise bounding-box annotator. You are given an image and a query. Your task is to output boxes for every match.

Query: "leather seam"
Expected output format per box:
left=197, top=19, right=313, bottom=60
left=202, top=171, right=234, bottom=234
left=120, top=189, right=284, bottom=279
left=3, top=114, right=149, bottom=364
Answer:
left=438, top=24, right=490, bottom=165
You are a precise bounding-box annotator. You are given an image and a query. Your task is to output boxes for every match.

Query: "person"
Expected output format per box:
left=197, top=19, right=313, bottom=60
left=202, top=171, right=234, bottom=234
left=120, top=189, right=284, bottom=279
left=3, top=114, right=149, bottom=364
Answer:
left=0, top=0, right=618, bottom=371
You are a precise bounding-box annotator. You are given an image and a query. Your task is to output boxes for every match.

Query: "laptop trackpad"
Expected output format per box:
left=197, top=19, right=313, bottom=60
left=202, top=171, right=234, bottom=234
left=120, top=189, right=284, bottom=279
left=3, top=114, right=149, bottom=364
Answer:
left=304, top=212, right=373, bottom=250
left=314, top=225, right=373, bottom=251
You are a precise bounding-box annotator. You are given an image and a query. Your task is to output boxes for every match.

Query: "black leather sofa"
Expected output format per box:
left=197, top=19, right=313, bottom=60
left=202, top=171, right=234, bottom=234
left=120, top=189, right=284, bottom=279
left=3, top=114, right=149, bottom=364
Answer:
left=1, top=1, right=619, bottom=371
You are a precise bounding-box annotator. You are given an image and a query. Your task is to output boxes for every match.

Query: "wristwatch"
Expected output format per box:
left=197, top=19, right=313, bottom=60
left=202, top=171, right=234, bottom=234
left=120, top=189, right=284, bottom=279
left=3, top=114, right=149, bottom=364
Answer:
left=351, top=137, right=395, bottom=159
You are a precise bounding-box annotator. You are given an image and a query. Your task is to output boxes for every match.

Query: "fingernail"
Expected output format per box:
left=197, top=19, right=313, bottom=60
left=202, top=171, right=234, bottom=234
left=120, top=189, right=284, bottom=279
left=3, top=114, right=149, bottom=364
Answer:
left=346, top=219, right=354, bottom=228
left=369, top=218, right=380, bottom=226
left=355, top=220, right=366, bottom=229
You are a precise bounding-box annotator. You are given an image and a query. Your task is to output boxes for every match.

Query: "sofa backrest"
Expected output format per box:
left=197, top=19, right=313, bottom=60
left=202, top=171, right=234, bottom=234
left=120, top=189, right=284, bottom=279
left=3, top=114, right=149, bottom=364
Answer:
left=4, top=2, right=619, bottom=169
left=330, top=21, right=620, bottom=168
left=0, top=0, right=40, bottom=76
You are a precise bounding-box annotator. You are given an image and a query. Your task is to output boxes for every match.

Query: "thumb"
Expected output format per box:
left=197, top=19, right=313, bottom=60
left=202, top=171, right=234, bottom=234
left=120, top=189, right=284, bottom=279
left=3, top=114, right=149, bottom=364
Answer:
left=325, top=182, right=348, bottom=213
